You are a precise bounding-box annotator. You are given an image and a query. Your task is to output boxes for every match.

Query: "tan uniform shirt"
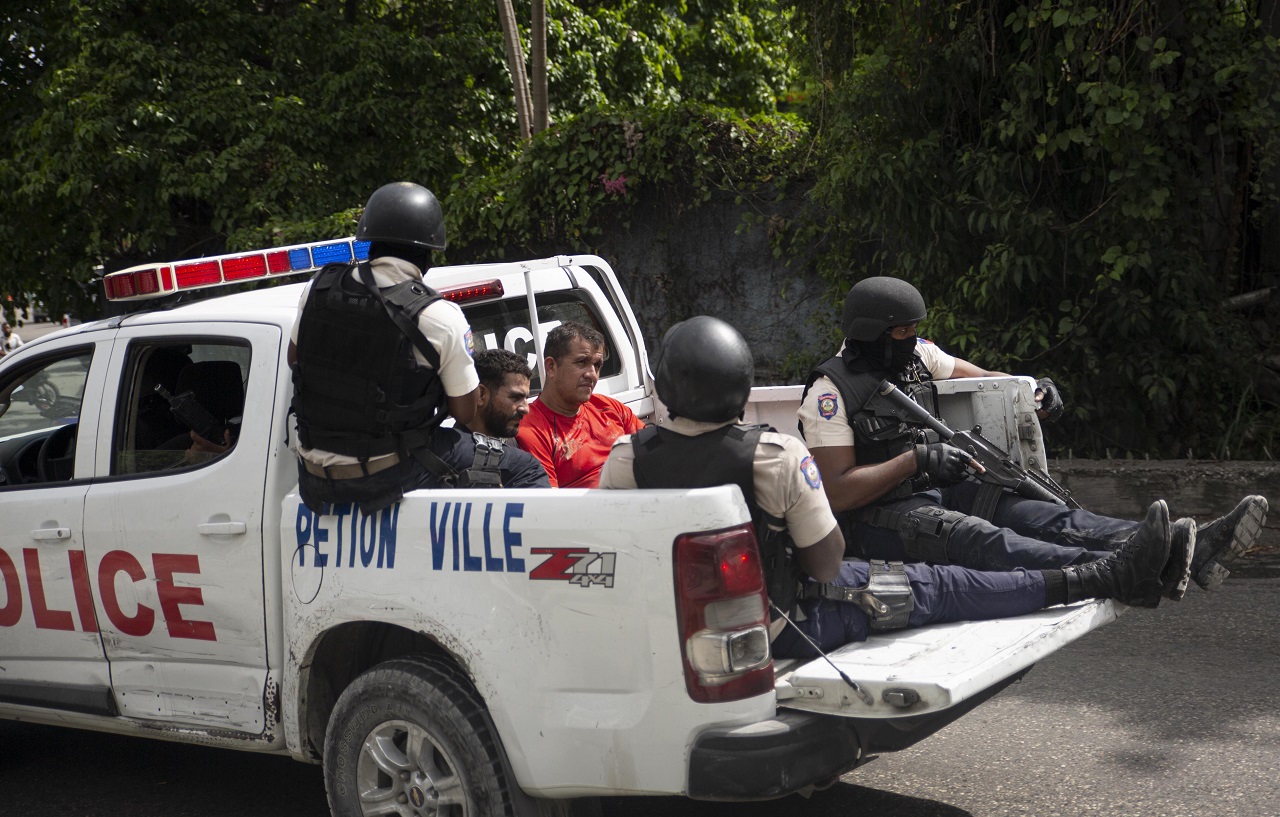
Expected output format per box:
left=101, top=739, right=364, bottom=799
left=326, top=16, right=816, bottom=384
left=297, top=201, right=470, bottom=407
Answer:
left=598, top=416, right=837, bottom=550
left=798, top=340, right=956, bottom=449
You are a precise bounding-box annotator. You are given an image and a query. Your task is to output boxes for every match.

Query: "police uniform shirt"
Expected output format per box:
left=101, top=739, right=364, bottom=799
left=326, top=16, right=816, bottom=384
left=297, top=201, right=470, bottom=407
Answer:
left=798, top=339, right=956, bottom=449
left=291, top=256, right=480, bottom=468
left=598, top=416, right=838, bottom=550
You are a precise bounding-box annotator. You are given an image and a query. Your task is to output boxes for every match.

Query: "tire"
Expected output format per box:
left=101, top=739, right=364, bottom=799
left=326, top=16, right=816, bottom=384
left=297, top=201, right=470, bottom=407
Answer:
left=324, top=655, right=516, bottom=817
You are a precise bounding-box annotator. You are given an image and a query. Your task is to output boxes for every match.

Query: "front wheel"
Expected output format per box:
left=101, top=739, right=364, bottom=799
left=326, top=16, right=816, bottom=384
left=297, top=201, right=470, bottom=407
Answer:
left=325, top=655, right=516, bottom=817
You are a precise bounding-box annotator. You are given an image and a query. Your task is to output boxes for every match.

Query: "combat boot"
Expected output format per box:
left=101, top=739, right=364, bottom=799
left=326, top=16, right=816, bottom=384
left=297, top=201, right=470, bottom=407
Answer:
left=1190, top=495, right=1268, bottom=591
left=1161, top=518, right=1195, bottom=601
left=1064, top=499, right=1170, bottom=608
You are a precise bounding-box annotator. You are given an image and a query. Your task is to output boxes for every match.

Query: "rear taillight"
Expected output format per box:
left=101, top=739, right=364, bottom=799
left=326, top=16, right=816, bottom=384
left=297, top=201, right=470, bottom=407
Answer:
left=674, top=524, right=773, bottom=703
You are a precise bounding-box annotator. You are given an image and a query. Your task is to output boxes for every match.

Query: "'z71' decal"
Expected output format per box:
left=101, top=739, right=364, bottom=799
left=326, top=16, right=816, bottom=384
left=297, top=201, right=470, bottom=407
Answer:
left=529, top=548, right=617, bottom=588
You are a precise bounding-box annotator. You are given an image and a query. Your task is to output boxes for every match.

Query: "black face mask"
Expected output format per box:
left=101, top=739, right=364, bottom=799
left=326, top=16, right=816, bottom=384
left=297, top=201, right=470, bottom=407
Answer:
left=844, top=334, right=918, bottom=373
left=889, top=336, right=918, bottom=372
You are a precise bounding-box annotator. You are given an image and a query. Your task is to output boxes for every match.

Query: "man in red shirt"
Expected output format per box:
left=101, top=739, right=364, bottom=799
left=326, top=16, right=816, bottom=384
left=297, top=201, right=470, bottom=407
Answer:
left=517, top=321, right=644, bottom=487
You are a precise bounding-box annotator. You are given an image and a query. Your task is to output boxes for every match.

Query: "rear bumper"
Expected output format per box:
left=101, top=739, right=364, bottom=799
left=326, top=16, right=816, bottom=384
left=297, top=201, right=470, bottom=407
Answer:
left=686, top=709, right=861, bottom=800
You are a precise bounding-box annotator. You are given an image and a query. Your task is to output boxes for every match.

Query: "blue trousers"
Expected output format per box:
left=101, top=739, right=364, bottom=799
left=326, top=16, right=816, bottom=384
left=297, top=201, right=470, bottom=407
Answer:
left=772, top=559, right=1048, bottom=659
left=842, top=481, right=1140, bottom=572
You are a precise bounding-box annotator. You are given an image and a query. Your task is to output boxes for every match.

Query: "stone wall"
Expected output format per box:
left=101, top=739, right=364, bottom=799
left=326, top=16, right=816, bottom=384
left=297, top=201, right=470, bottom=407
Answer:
left=1051, top=459, right=1280, bottom=572
left=585, top=188, right=837, bottom=384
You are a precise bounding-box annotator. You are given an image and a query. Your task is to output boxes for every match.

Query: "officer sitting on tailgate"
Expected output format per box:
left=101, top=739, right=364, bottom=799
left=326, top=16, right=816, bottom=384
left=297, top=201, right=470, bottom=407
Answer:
left=599, top=316, right=1174, bottom=658
left=289, top=182, right=480, bottom=514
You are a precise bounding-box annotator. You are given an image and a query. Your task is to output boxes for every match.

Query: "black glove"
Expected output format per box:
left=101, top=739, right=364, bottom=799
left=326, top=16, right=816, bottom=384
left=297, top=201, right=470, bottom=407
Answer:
left=914, top=443, right=971, bottom=487
left=1035, top=377, right=1065, bottom=422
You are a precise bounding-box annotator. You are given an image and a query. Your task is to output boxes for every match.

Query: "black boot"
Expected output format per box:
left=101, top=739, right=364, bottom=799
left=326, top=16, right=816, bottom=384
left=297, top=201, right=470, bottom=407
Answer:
left=1064, top=500, right=1170, bottom=608
left=1161, top=518, right=1195, bottom=601
left=1190, top=495, right=1268, bottom=591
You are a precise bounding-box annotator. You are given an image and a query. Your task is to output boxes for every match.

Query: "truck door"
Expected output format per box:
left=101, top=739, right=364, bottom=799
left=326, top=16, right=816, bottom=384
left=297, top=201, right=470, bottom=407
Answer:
left=82, top=324, right=278, bottom=733
left=0, top=340, right=114, bottom=715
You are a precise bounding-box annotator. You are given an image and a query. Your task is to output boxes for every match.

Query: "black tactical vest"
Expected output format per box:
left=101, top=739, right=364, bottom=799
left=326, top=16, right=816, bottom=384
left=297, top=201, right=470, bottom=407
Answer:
left=631, top=424, right=800, bottom=615
left=293, top=262, right=447, bottom=459
left=801, top=350, right=941, bottom=500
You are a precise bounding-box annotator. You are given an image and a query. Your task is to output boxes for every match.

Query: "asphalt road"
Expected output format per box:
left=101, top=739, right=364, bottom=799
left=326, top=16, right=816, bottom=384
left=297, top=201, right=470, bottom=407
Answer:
left=1, top=576, right=1277, bottom=817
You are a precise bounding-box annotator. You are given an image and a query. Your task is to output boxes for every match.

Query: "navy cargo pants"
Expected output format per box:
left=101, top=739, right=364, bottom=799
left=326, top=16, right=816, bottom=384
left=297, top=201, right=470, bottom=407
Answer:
left=771, top=559, right=1049, bottom=659
left=842, top=480, right=1140, bottom=572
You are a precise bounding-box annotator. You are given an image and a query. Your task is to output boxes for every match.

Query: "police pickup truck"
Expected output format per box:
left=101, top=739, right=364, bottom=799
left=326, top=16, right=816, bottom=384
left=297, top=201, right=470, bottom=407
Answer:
left=0, top=238, right=1117, bottom=815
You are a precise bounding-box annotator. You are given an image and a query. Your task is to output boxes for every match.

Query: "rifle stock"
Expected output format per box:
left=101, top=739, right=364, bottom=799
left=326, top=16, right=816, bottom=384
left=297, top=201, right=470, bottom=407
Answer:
left=876, top=380, right=1080, bottom=509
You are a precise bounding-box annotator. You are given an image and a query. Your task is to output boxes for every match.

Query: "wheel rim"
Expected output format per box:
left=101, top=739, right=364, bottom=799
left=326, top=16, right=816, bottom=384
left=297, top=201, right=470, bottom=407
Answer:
left=356, top=718, right=469, bottom=817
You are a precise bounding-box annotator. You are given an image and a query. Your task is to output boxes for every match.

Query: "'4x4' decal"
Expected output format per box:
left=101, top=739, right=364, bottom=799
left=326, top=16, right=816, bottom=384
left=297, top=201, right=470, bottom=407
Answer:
left=529, top=548, right=616, bottom=588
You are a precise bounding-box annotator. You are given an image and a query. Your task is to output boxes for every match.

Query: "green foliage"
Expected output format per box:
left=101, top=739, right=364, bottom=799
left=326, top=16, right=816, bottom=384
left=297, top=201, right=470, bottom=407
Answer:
left=0, top=0, right=795, bottom=318
left=448, top=104, right=804, bottom=254
left=787, top=0, right=1280, bottom=458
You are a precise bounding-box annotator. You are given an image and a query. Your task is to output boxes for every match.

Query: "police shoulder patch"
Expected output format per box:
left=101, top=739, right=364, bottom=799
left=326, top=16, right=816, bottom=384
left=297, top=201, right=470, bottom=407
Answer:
left=817, top=392, right=839, bottom=420
left=464, top=329, right=475, bottom=356
left=801, top=455, right=822, bottom=489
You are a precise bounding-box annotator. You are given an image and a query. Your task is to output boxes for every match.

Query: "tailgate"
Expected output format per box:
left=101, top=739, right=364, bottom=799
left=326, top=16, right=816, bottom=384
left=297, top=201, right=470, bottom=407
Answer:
left=775, top=600, right=1120, bottom=719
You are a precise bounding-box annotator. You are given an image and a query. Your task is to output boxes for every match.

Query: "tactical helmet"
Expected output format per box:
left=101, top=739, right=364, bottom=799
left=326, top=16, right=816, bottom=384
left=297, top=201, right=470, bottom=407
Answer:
left=655, top=316, right=754, bottom=422
left=841, top=276, right=927, bottom=341
left=356, top=182, right=446, bottom=251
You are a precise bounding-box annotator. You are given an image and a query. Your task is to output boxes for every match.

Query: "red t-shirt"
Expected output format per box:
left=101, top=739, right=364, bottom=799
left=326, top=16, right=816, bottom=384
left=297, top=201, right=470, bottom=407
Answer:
left=517, top=394, right=645, bottom=488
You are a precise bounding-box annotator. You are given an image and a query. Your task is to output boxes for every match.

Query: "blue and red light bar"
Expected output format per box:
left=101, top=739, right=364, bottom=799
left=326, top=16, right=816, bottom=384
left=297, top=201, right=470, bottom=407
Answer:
left=102, top=238, right=371, bottom=302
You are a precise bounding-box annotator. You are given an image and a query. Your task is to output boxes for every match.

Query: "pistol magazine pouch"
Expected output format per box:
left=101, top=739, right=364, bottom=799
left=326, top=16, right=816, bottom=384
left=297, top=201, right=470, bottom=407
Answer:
left=863, top=505, right=966, bottom=564
left=457, top=433, right=505, bottom=488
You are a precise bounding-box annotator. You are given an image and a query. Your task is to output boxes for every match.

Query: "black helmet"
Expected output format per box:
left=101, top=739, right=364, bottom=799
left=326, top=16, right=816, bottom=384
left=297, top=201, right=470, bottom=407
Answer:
left=655, top=316, right=754, bottom=422
left=841, top=276, right=927, bottom=341
left=356, top=182, right=446, bottom=251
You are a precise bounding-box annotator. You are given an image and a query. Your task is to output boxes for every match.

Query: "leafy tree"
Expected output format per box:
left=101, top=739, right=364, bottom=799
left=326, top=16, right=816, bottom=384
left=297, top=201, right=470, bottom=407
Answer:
left=786, top=0, right=1280, bottom=458
left=0, top=0, right=795, bottom=320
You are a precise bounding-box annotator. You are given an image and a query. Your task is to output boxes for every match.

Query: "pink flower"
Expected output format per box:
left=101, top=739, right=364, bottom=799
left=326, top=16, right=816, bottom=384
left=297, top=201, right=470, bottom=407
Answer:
left=600, top=174, right=629, bottom=196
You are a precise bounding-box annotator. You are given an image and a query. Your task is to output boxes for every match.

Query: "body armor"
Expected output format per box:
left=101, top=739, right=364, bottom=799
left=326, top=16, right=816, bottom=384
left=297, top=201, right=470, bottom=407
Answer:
left=802, top=348, right=942, bottom=501
left=631, top=424, right=801, bottom=616
left=293, top=262, right=446, bottom=460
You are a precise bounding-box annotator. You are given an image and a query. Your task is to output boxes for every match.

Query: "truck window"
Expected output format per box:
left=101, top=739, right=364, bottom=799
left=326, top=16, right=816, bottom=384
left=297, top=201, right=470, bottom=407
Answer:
left=0, top=350, right=92, bottom=486
left=112, top=341, right=250, bottom=475
left=462, top=290, right=619, bottom=391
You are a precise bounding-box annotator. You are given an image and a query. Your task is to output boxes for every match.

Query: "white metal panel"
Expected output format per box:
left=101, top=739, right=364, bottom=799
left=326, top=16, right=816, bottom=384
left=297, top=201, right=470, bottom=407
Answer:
left=82, top=322, right=280, bottom=735
left=776, top=600, right=1119, bottom=719
left=934, top=375, right=1049, bottom=475
left=0, top=335, right=115, bottom=696
left=282, top=485, right=777, bottom=797
left=743, top=385, right=805, bottom=440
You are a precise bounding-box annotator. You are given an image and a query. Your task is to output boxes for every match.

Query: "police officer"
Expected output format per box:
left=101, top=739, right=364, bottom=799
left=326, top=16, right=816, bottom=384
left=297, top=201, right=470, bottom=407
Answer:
left=799, top=276, right=1267, bottom=603
left=289, top=182, right=480, bottom=514
left=600, top=316, right=1174, bottom=658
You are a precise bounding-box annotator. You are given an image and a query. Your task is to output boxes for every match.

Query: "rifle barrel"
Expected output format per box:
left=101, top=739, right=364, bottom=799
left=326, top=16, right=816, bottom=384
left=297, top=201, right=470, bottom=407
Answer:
left=877, top=380, right=953, bottom=438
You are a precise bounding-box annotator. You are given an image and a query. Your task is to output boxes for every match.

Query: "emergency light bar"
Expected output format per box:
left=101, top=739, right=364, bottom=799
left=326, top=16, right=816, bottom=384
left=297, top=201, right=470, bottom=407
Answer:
left=102, top=238, right=372, bottom=302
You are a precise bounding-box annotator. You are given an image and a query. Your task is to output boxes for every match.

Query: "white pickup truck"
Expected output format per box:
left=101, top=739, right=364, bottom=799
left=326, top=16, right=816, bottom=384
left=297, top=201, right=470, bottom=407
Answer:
left=0, top=239, right=1117, bottom=815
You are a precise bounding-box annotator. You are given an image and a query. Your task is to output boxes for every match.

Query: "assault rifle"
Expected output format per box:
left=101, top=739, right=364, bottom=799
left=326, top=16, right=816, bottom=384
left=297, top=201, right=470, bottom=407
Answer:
left=877, top=379, right=1081, bottom=509
left=154, top=384, right=226, bottom=444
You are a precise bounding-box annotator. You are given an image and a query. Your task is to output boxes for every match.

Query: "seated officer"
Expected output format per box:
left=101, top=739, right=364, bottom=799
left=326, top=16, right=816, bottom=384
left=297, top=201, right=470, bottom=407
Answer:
left=599, top=316, right=1179, bottom=658
left=799, top=276, right=1267, bottom=602
left=425, top=348, right=549, bottom=488
left=289, top=182, right=480, bottom=514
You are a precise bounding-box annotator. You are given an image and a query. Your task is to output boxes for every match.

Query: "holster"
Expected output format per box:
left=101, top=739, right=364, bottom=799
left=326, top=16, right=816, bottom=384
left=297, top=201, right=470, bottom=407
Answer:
left=801, top=560, right=915, bottom=631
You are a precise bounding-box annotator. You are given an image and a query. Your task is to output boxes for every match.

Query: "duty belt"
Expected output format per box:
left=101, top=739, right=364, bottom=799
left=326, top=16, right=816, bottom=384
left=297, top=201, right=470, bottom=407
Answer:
left=302, top=453, right=401, bottom=480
